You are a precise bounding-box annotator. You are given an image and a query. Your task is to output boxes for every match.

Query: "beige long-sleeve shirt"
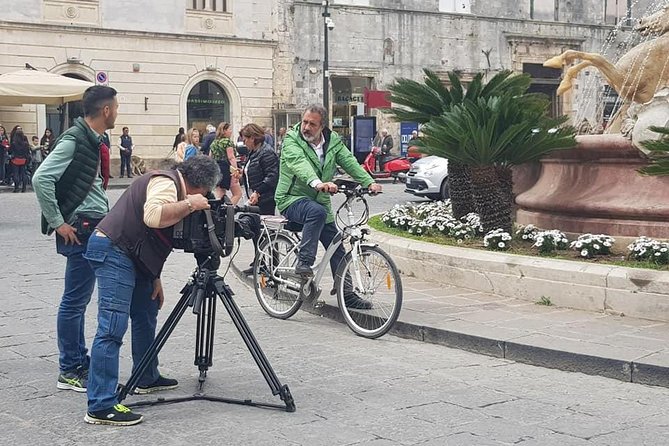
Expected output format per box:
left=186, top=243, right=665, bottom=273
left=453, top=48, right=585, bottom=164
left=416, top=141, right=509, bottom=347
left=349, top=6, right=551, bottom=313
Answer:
left=143, top=176, right=182, bottom=228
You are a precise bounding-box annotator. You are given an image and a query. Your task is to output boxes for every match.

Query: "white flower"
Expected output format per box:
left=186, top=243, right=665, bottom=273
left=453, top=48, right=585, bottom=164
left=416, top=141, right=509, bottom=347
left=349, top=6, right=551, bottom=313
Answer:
left=593, top=244, right=600, bottom=250
left=581, top=249, right=589, bottom=257
left=498, top=242, right=505, bottom=248
left=575, top=242, right=582, bottom=248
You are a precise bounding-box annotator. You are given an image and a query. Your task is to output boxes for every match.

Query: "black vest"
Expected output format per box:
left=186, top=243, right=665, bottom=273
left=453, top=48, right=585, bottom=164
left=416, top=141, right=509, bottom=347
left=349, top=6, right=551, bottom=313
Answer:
left=120, top=134, right=133, bottom=152
left=41, top=117, right=101, bottom=235
left=97, top=170, right=183, bottom=278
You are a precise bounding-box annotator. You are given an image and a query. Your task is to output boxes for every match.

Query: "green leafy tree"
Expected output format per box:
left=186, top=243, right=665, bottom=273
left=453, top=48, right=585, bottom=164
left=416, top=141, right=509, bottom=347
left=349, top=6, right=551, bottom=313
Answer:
left=386, top=70, right=534, bottom=218
left=639, top=126, right=669, bottom=176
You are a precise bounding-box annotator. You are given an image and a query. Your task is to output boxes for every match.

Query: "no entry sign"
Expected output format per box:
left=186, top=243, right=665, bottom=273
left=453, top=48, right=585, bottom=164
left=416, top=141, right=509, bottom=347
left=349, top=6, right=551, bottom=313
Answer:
left=95, top=71, right=109, bottom=86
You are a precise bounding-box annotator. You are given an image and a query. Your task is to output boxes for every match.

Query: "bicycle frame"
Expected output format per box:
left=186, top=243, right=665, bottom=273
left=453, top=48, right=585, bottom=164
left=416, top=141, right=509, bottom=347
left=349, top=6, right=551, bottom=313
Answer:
left=259, top=192, right=370, bottom=298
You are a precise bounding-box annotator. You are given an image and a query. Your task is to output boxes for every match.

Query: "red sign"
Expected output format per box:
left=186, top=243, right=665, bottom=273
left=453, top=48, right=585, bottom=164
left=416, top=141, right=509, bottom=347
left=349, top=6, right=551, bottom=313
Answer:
left=364, top=89, right=391, bottom=109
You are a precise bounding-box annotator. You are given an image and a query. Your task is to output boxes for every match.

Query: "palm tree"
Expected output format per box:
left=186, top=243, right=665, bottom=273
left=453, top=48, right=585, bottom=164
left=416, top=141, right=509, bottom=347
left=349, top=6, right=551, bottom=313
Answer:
left=386, top=70, right=534, bottom=219
left=416, top=93, right=575, bottom=233
left=639, top=126, right=669, bottom=176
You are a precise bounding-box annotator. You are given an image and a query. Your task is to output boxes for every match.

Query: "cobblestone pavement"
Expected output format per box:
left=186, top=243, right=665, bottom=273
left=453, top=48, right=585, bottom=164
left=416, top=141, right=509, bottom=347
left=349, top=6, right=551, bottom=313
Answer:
left=1, top=189, right=668, bottom=445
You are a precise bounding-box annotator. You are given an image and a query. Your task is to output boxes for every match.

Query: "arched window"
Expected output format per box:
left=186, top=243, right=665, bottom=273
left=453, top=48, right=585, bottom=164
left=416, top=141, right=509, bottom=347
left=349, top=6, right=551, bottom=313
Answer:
left=187, top=80, right=229, bottom=133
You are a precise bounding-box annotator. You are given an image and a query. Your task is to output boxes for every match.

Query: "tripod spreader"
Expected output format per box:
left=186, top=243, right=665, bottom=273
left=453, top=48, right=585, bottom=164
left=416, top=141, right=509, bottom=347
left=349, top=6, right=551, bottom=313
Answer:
left=117, top=265, right=296, bottom=413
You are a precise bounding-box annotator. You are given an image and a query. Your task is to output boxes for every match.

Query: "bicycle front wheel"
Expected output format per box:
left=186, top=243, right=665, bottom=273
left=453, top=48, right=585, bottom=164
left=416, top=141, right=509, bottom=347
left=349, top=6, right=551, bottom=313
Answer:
left=253, top=232, right=303, bottom=319
left=334, top=245, right=402, bottom=339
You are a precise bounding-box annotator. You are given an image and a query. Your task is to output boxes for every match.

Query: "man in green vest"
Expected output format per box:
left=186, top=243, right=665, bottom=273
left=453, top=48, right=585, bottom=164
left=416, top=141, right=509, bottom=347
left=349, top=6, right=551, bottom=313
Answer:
left=33, top=85, right=117, bottom=394
left=275, top=104, right=382, bottom=309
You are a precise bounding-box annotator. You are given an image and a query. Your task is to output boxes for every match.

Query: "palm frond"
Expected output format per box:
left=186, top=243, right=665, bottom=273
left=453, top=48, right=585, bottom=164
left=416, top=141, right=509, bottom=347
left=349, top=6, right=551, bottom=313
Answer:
left=639, top=126, right=669, bottom=176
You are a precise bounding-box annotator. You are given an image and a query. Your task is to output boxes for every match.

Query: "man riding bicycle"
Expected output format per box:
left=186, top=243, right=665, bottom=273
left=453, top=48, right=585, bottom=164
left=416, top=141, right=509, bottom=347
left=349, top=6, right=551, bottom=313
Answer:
left=275, top=104, right=383, bottom=310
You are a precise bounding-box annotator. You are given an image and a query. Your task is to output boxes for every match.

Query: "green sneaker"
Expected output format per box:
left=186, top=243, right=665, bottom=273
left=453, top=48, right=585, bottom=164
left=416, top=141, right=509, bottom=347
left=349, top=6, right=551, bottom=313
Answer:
left=84, top=404, right=143, bottom=426
left=57, top=370, right=87, bottom=393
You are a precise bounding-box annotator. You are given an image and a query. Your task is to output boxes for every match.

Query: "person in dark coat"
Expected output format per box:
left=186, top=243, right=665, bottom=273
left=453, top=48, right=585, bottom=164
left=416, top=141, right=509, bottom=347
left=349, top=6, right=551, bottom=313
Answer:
left=239, top=123, right=279, bottom=274
left=9, top=125, right=31, bottom=192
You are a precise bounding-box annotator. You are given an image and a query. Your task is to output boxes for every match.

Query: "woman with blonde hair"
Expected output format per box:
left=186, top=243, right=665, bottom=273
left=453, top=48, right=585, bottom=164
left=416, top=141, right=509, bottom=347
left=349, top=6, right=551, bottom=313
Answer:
left=183, top=127, right=200, bottom=160
left=209, top=122, right=242, bottom=204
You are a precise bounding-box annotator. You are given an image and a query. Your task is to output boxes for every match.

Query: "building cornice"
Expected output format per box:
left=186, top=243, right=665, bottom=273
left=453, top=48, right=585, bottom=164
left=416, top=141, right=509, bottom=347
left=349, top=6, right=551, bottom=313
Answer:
left=0, top=20, right=278, bottom=48
left=294, top=0, right=624, bottom=32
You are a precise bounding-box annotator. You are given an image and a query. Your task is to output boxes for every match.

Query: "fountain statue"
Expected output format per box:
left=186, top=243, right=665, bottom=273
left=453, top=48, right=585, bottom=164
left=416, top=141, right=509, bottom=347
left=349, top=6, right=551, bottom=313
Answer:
left=515, top=5, right=669, bottom=239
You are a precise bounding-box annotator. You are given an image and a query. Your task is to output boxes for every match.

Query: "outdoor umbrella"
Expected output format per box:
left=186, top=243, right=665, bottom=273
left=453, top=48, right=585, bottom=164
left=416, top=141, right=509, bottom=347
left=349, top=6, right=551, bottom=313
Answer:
left=0, top=69, right=94, bottom=106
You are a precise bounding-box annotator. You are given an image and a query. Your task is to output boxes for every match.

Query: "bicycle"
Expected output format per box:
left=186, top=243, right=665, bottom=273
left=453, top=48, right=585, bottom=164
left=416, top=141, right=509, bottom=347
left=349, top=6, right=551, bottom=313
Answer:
left=252, top=178, right=403, bottom=339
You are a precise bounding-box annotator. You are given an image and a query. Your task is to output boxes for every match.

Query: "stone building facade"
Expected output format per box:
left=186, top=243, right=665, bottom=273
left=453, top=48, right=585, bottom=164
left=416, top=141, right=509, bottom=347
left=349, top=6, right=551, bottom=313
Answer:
left=0, top=0, right=660, bottom=160
left=274, top=0, right=659, bottom=145
left=0, top=0, right=277, bottom=160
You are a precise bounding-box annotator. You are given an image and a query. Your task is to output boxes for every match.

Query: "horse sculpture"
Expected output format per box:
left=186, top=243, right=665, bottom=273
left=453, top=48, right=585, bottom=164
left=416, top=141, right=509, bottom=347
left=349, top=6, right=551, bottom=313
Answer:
left=544, top=5, right=669, bottom=105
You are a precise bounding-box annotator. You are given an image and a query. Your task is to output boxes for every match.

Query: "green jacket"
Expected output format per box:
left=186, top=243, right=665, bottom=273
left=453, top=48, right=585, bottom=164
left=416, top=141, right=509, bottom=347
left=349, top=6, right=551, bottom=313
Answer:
left=275, top=124, right=373, bottom=223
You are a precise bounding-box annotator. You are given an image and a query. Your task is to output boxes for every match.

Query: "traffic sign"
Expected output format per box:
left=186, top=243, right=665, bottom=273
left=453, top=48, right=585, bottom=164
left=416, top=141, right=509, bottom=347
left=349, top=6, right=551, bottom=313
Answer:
left=95, top=71, right=109, bottom=86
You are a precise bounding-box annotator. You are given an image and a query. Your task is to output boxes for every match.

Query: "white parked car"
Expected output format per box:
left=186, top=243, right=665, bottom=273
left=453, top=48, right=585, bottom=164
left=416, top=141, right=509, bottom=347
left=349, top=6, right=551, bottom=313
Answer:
left=404, top=156, right=449, bottom=201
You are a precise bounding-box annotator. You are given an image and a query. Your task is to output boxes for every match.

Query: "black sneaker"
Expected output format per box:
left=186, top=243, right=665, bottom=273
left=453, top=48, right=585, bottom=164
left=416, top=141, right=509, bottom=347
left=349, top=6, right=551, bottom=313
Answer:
left=295, top=261, right=313, bottom=277
left=344, top=293, right=373, bottom=310
left=134, top=376, right=179, bottom=394
left=57, top=370, right=87, bottom=393
left=84, top=404, right=143, bottom=426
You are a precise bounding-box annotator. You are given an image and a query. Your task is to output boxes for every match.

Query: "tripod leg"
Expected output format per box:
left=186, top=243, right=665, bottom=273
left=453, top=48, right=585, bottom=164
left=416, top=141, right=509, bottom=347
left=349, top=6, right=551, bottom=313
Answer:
left=195, top=290, right=216, bottom=391
left=118, top=286, right=194, bottom=402
left=213, top=278, right=296, bottom=412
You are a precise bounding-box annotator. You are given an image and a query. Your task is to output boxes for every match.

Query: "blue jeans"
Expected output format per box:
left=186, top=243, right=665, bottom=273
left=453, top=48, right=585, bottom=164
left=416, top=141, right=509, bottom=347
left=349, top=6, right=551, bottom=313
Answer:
left=84, top=232, right=160, bottom=412
left=282, top=198, right=346, bottom=279
left=120, top=152, right=132, bottom=177
left=56, top=235, right=96, bottom=374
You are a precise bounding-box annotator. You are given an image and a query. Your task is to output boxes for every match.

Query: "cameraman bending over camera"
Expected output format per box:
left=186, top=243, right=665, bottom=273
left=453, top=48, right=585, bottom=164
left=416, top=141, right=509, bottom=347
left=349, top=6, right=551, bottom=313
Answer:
left=83, top=155, right=219, bottom=426
left=276, top=104, right=382, bottom=310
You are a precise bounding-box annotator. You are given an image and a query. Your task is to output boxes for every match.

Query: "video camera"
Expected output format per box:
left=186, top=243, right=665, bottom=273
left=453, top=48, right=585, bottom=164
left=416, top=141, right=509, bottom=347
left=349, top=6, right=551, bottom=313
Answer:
left=172, top=198, right=260, bottom=257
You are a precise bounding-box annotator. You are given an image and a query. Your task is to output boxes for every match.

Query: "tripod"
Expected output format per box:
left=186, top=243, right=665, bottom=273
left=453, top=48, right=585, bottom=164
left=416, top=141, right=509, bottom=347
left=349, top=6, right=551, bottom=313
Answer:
left=117, top=256, right=295, bottom=412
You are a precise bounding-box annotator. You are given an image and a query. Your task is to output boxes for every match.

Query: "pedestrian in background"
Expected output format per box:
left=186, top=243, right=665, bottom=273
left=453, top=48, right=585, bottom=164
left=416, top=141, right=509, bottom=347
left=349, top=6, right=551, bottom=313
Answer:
left=174, top=134, right=187, bottom=162
left=118, top=126, right=134, bottom=178
left=30, top=135, right=43, bottom=175
left=210, top=122, right=242, bottom=204
left=172, top=127, right=184, bottom=152
left=40, top=128, right=54, bottom=158
left=183, top=127, right=200, bottom=160
left=276, top=126, right=286, bottom=154
left=200, top=124, right=216, bottom=156
left=9, top=125, right=31, bottom=193
left=264, top=126, right=275, bottom=149
left=33, top=85, right=117, bottom=395
left=0, top=125, right=9, bottom=185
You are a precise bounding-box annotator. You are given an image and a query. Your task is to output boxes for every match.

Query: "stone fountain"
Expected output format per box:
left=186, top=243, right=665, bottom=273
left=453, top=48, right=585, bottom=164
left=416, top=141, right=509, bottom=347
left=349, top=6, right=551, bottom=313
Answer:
left=516, top=5, right=669, bottom=239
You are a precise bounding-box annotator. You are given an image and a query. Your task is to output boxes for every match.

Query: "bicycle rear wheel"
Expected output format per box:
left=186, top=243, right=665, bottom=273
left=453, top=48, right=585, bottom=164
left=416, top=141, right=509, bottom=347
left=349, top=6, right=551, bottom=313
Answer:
left=334, top=245, right=402, bottom=338
left=253, top=232, right=303, bottom=319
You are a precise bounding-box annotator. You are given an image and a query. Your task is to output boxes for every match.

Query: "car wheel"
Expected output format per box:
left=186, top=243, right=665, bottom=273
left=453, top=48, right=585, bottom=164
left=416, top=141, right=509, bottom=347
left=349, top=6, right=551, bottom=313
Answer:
left=440, top=178, right=450, bottom=201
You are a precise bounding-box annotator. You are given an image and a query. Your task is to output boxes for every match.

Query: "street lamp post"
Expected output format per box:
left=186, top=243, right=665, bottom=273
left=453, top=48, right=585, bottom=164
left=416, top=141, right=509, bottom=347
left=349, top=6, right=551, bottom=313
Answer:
left=322, top=0, right=331, bottom=122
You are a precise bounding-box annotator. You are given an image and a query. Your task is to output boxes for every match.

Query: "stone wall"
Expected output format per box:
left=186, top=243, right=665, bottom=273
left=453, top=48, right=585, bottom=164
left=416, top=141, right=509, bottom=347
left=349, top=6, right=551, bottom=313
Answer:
left=0, top=0, right=276, bottom=160
left=275, top=0, right=661, bottom=134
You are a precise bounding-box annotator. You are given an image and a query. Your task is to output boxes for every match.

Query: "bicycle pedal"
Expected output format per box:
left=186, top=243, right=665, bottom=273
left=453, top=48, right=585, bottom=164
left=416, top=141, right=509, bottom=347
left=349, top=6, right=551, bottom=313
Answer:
left=312, top=299, right=325, bottom=309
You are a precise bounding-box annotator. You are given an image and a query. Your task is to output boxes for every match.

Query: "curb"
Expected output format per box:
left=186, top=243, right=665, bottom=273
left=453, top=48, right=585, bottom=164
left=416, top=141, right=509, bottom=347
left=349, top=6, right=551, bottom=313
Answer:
left=371, top=232, right=669, bottom=323
left=230, top=260, right=669, bottom=388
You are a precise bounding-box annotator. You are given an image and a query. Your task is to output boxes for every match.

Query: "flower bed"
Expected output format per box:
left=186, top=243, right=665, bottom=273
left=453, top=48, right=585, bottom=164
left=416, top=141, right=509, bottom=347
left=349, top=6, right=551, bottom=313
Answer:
left=377, top=201, right=669, bottom=270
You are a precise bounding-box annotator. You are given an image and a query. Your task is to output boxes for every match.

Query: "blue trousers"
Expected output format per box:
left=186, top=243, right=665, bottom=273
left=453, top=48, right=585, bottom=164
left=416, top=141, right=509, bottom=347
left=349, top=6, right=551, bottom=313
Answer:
left=56, top=235, right=96, bottom=374
left=282, top=198, right=346, bottom=279
left=84, top=232, right=160, bottom=412
left=120, top=152, right=132, bottom=177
